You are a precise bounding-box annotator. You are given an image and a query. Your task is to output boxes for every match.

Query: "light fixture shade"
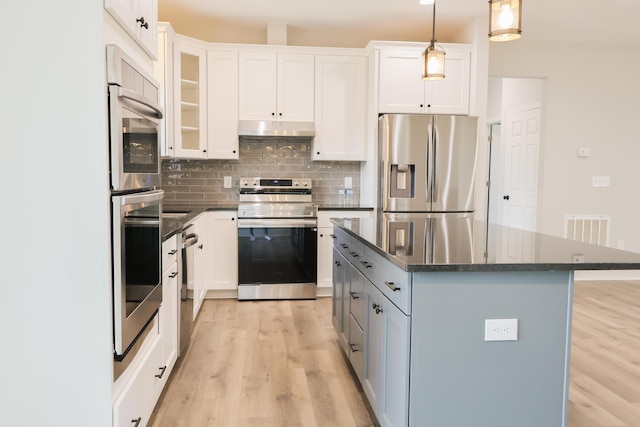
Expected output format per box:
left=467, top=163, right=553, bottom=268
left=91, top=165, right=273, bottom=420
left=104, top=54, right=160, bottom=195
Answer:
left=422, top=44, right=445, bottom=80
left=489, top=0, right=522, bottom=42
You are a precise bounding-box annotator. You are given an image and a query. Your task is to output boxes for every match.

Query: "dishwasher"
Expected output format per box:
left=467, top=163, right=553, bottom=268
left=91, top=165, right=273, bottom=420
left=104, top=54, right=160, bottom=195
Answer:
left=179, top=223, right=198, bottom=357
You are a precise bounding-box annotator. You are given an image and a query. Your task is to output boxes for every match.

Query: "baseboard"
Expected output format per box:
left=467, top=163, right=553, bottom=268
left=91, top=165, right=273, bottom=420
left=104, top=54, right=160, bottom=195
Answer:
left=316, top=286, right=333, bottom=298
left=205, top=289, right=238, bottom=299
left=574, top=270, right=640, bottom=281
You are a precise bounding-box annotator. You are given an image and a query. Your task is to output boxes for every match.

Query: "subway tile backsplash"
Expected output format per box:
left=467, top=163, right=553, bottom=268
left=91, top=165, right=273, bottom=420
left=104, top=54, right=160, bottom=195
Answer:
left=160, top=139, right=361, bottom=207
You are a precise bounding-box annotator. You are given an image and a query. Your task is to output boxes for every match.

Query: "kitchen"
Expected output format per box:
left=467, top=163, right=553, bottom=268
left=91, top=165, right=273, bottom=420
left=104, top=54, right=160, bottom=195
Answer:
left=3, top=1, right=640, bottom=427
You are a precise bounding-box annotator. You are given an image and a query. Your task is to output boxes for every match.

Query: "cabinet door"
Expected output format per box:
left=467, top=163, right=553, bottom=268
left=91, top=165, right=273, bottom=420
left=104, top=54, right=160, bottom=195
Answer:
left=174, top=43, right=207, bottom=159
left=426, top=49, right=471, bottom=115
left=378, top=49, right=425, bottom=114
left=134, top=0, right=158, bottom=59
left=313, top=55, right=367, bottom=161
left=277, top=53, right=315, bottom=122
left=332, top=249, right=346, bottom=340
left=105, top=0, right=137, bottom=36
left=207, top=211, right=238, bottom=291
left=207, top=51, right=239, bottom=159
left=238, top=52, right=277, bottom=121
left=317, top=227, right=335, bottom=294
left=190, top=215, right=208, bottom=319
left=155, top=24, right=174, bottom=157
left=160, top=262, right=178, bottom=380
left=364, top=280, right=410, bottom=427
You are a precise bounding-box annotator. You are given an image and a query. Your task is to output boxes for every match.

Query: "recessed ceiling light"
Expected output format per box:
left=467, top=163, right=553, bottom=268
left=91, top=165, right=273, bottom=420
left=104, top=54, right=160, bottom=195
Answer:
left=419, top=0, right=435, bottom=5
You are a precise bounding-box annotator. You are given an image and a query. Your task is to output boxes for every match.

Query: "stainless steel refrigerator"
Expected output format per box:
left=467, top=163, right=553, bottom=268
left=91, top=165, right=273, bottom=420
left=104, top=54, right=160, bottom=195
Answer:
left=379, top=114, right=478, bottom=214
left=378, top=114, right=479, bottom=263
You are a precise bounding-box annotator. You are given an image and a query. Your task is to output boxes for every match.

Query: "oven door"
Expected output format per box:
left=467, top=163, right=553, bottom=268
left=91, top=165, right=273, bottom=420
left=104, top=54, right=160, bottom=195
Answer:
left=109, top=85, right=163, bottom=192
left=112, top=189, right=164, bottom=358
left=238, top=218, right=317, bottom=299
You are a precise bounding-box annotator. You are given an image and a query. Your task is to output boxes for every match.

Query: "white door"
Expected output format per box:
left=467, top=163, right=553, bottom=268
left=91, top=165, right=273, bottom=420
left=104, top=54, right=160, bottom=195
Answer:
left=501, top=105, right=541, bottom=232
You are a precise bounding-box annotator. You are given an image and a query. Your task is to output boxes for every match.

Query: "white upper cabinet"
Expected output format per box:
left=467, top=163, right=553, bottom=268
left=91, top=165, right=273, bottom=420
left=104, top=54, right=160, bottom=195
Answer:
left=105, top=0, right=158, bottom=59
left=238, top=52, right=314, bottom=122
left=378, top=45, right=470, bottom=115
left=207, top=51, right=239, bottom=160
left=173, top=42, right=208, bottom=159
left=313, top=55, right=367, bottom=161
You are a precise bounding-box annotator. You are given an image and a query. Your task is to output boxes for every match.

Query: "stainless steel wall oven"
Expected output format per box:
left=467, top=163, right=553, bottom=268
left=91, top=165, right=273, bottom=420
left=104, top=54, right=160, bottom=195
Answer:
left=237, top=178, right=318, bottom=300
left=107, top=44, right=164, bottom=379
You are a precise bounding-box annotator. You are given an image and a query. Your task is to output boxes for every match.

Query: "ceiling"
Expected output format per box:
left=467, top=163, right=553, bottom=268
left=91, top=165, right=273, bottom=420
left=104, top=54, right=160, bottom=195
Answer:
left=158, top=0, right=640, bottom=48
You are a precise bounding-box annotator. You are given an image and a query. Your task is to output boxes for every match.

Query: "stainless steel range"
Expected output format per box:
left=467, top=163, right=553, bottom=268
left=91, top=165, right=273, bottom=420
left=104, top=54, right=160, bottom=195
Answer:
left=237, top=177, right=318, bottom=300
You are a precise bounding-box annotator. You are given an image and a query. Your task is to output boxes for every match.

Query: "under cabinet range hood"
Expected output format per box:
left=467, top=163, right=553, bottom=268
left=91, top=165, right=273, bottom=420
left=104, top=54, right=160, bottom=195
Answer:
left=237, top=120, right=316, bottom=138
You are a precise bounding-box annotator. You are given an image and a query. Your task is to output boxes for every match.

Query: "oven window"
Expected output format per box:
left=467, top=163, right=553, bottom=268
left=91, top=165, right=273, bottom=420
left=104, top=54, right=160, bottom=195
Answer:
left=124, top=206, right=161, bottom=317
left=122, top=115, right=159, bottom=174
left=238, top=227, right=317, bottom=284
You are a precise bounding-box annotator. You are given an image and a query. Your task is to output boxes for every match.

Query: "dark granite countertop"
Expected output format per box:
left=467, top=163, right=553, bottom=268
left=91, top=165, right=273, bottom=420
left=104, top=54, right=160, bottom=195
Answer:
left=332, top=215, right=640, bottom=273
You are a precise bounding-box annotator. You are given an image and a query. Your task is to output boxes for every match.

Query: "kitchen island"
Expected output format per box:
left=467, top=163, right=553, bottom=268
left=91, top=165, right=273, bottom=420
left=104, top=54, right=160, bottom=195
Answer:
left=331, top=215, right=640, bottom=427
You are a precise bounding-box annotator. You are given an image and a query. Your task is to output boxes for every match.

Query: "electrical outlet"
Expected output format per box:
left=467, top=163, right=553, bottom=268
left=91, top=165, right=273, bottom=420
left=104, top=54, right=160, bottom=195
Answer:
left=345, top=176, right=353, bottom=189
left=223, top=176, right=232, bottom=188
left=484, top=319, right=518, bottom=341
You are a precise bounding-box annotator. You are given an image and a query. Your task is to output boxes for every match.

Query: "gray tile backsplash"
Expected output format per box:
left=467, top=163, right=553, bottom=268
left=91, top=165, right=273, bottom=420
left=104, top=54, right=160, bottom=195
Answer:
left=161, top=139, right=361, bottom=206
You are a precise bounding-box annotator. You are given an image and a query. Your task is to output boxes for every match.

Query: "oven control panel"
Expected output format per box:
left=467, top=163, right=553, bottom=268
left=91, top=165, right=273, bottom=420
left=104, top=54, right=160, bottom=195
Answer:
left=239, top=177, right=312, bottom=190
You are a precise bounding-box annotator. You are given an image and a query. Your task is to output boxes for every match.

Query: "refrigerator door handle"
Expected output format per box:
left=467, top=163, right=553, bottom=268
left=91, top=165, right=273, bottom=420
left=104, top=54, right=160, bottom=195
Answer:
left=432, top=122, right=439, bottom=204
left=426, top=121, right=434, bottom=204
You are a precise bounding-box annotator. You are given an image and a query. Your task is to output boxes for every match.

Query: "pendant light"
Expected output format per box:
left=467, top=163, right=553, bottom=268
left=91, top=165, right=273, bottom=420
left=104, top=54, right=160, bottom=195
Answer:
left=422, top=0, right=445, bottom=80
left=489, top=0, right=522, bottom=42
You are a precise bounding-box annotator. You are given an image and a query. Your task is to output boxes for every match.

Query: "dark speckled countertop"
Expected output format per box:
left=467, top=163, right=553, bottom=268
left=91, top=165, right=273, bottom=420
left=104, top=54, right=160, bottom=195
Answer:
left=332, top=215, right=640, bottom=273
left=161, top=202, right=374, bottom=241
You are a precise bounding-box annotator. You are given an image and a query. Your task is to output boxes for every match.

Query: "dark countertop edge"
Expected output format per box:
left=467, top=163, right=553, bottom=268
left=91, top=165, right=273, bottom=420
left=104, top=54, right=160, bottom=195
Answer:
left=331, top=218, right=640, bottom=273
left=318, top=206, right=374, bottom=211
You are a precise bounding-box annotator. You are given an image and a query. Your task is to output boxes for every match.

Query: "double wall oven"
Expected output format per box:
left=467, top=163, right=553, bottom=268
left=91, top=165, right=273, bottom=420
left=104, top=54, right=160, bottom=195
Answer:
left=107, top=45, right=164, bottom=379
left=237, top=177, right=318, bottom=300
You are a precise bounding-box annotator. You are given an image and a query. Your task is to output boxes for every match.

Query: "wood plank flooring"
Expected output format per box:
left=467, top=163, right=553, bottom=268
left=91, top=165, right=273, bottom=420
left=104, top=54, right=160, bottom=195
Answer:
left=150, top=280, right=640, bottom=427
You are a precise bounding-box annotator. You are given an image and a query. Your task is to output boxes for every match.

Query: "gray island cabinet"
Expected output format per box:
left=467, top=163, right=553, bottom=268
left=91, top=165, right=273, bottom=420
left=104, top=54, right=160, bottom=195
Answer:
left=331, top=216, right=640, bottom=427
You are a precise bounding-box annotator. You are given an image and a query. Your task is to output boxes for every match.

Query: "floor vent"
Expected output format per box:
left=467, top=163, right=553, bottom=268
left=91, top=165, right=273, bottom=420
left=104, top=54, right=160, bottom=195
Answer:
left=564, top=215, right=610, bottom=246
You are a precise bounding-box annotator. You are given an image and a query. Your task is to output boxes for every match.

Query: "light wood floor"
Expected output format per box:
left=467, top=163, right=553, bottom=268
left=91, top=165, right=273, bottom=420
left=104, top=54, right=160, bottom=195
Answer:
left=150, top=280, right=640, bottom=427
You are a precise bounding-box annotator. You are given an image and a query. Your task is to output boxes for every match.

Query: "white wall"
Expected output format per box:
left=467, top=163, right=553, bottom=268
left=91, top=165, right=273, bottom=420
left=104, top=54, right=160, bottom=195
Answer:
left=490, top=40, right=640, bottom=253
left=0, top=1, right=113, bottom=426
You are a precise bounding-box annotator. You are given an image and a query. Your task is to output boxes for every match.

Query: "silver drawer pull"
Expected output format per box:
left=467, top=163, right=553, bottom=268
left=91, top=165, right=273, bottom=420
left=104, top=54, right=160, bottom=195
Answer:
left=372, top=303, right=383, bottom=315
left=330, top=234, right=337, bottom=239
left=360, top=261, right=372, bottom=268
left=340, top=243, right=349, bottom=249
left=349, top=291, right=359, bottom=300
left=385, top=281, right=400, bottom=292
left=169, top=271, right=178, bottom=278
left=168, top=249, right=177, bottom=255
left=349, top=343, right=359, bottom=353
left=349, top=251, right=359, bottom=258
left=334, top=261, right=342, bottom=267
left=155, top=365, right=167, bottom=379
left=132, top=418, right=142, bottom=427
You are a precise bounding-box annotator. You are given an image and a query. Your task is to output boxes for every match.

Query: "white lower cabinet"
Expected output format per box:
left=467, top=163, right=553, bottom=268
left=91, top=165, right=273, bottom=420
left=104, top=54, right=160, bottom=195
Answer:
left=112, top=333, right=164, bottom=427
left=160, top=235, right=179, bottom=384
left=207, top=210, right=238, bottom=295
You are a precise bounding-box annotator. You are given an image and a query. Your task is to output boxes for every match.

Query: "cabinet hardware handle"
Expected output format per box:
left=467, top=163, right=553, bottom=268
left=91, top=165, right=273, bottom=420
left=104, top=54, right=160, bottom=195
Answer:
left=279, top=112, right=283, bottom=116
left=169, top=271, right=178, bottom=278
left=335, top=261, right=341, bottom=267
left=231, top=217, right=235, bottom=221
left=136, top=17, right=148, bottom=29
left=198, top=244, right=203, bottom=249
left=155, top=365, right=167, bottom=379
left=349, top=291, right=359, bottom=300
left=503, top=195, right=510, bottom=200
left=132, top=417, right=142, bottom=426
left=349, top=251, right=359, bottom=258
left=385, top=281, right=400, bottom=292
left=271, top=112, right=276, bottom=116
left=168, top=250, right=177, bottom=255
left=233, top=150, right=236, bottom=153
left=320, top=233, right=324, bottom=237
left=372, top=303, right=383, bottom=315
left=330, top=234, right=336, bottom=239
left=203, top=149, right=207, bottom=153
left=340, top=243, right=349, bottom=249
left=317, top=152, right=320, bottom=155
left=360, top=261, right=372, bottom=268
left=349, top=343, right=359, bottom=353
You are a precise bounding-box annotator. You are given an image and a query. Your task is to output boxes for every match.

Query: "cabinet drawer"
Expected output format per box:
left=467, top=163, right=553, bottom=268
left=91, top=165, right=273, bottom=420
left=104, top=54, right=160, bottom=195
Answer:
left=349, top=267, right=365, bottom=328
left=113, top=335, right=164, bottom=427
left=348, top=314, right=364, bottom=383
left=360, top=246, right=412, bottom=315
left=162, top=234, right=179, bottom=274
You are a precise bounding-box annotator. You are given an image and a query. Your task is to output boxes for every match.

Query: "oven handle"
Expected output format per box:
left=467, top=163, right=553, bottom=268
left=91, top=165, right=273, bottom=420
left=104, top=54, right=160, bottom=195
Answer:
left=115, top=189, right=164, bottom=206
left=117, top=86, right=164, bottom=120
left=238, top=218, right=318, bottom=228
left=182, top=233, right=199, bottom=248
